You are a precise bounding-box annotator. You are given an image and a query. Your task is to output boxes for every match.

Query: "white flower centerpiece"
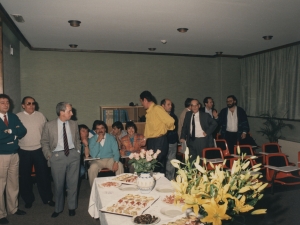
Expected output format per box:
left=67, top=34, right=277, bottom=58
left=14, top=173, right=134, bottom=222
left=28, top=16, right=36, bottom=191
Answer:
left=128, top=149, right=161, bottom=193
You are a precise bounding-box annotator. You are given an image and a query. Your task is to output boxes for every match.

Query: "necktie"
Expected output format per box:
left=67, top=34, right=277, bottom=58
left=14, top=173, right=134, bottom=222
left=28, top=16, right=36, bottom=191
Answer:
left=3, top=115, right=8, bottom=127
left=192, top=114, right=195, bottom=140
left=63, top=123, right=69, bottom=156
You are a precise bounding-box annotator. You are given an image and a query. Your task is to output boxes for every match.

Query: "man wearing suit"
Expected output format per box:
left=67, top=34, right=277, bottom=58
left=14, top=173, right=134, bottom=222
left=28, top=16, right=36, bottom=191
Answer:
left=178, top=98, right=193, bottom=139
left=41, top=102, right=81, bottom=218
left=180, top=99, right=217, bottom=162
left=0, top=94, right=27, bottom=225
left=200, top=97, right=220, bottom=139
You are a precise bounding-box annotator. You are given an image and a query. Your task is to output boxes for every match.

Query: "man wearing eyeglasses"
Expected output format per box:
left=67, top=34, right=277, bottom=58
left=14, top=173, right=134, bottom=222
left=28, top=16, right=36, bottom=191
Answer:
left=180, top=99, right=217, bottom=163
left=17, top=96, right=54, bottom=209
left=0, top=94, right=27, bottom=224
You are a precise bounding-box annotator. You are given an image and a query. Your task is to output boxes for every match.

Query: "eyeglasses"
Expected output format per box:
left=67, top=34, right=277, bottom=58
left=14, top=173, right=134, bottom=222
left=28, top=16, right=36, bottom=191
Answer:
left=26, top=102, right=36, bottom=106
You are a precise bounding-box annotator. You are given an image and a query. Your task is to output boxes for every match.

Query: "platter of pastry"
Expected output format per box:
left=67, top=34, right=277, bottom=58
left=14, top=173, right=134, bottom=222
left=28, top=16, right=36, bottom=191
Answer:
left=162, top=194, right=184, bottom=205
left=111, top=173, right=138, bottom=184
left=100, top=193, right=159, bottom=217
left=98, top=181, right=121, bottom=188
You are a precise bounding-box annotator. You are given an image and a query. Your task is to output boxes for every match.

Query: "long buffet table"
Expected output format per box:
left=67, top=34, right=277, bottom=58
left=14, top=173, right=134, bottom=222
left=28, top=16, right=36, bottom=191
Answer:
left=88, top=174, right=186, bottom=225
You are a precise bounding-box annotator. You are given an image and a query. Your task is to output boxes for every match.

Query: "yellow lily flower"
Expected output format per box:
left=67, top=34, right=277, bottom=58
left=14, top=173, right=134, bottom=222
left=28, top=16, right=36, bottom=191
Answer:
left=185, top=147, right=189, bottom=163
left=170, top=159, right=182, bottom=169
left=201, top=198, right=231, bottom=225
left=233, top=196, right=254, bottom=214
left=239, top=186, right=251, bottom=193
left=251, top=209, right=267, bottom=215
left=195, top=163, right=206, bottom=174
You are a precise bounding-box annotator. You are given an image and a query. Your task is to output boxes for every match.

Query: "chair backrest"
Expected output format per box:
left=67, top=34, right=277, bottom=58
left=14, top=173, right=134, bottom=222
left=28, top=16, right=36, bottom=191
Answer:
left=202, top=147, right=223, bottom=159
left=266, top=153, right=288, bottom=167
left=215, top=139, right=230, bottom=157
left=234, top=145, right=254, bottom=155
left=262, top=143, right=281, bottom=153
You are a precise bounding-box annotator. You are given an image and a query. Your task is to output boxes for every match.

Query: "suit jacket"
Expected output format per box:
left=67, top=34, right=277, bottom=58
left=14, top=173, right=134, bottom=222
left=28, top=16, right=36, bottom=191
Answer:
left=180, top=111, right=217, bottom=146
left=217, top=106, right=250, bottom=140
left=0, top=112, right=27, bottom=154
left=41, top=119, right=81, bottom=159
left=178, top=108, right=189, bottom=139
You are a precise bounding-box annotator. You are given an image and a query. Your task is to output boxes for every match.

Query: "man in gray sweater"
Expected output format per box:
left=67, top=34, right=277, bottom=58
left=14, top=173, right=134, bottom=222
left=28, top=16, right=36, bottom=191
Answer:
left=17, top=96, right=54, bottom=209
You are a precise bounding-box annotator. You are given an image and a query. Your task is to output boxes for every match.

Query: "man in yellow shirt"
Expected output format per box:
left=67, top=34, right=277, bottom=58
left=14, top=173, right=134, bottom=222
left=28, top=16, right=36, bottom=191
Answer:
left=139, top=91, right=175, bottom=173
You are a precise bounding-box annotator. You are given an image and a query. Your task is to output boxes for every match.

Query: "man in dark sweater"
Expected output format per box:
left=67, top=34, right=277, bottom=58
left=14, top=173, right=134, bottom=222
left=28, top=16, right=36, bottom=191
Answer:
left=0, top=94, right=27, bottom=224
left=214, top=95, right=250, bottom=154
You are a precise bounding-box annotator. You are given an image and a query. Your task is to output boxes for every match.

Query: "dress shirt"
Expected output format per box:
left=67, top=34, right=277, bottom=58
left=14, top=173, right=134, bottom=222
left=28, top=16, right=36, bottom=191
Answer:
left=54, top=119, right=75, bottom=151
left=226, top=107, right=238, bottom=132
left=144, top=103, right=175, bottom=138
left=100, top=133, right=106, bottom=147
left=190, top=112, right=205, bottom=138
left=0, top=112, right=12, bottom=135
left=205, top=107, right=213, bottom=118
left=0, top=112, right=8, bottom=123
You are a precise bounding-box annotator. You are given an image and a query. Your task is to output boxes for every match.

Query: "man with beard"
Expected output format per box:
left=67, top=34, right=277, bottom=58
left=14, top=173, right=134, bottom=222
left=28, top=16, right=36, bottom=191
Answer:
left=213, top=95, right=249, bottom=154
left=88, top=120, right=124, bottom=187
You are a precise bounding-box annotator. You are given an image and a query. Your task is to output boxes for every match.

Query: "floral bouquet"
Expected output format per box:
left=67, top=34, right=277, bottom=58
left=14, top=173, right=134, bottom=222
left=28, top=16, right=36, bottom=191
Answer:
left=128, top=149, right=161, bottom=174
left=170, top=147, right=267, bottom=225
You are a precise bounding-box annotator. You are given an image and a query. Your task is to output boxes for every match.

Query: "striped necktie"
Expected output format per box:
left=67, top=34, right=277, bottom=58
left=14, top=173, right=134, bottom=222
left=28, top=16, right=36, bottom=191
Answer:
left=63, top=123, right=69, bottom=156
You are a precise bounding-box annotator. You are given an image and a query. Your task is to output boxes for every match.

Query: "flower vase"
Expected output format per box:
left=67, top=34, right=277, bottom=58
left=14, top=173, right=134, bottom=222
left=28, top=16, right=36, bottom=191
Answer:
left=136, top=172, right=156, bottom=194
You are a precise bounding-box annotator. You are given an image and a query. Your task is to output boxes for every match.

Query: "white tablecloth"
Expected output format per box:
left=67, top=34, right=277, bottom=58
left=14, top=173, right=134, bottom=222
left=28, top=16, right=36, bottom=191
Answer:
left=88, top=174, right=183, bottom=225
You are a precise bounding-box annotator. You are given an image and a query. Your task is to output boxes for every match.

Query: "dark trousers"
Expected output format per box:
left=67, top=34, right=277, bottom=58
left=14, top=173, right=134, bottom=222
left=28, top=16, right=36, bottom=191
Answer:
left=188, top=137, right=209, bottom=163
left=224, top=131, right=238, bottom=154
left=147, top=135, right=168, bottom=173
left=18, top=148, right=53, bottom=204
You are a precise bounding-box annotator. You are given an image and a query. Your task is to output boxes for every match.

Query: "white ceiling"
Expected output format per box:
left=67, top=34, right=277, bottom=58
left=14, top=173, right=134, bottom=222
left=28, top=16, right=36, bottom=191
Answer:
left=0, top=0, right=299, bottom=56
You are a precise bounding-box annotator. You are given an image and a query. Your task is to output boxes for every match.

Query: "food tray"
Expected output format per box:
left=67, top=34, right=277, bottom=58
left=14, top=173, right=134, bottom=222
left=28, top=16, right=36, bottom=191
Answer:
left=100, top=193, right=159, bottom=217
left=98, top=181, right=121, bottom=188
left=111, top=173, right=138, bottom=184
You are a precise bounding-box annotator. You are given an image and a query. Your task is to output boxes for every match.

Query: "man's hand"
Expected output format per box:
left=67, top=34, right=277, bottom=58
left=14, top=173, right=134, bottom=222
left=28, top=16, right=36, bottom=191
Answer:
left=82, top=138, right=88, bottom=146
left=180, top=139, right=186, bottom=143
left=112, top=162, right=119, bottom=172
left=97, top=133, right=105, bottom=142
left=241, top=133, right=246, bottom=139
left=212, top=110, right=218, bottom=119
left=203, top=132, right=207, bottom=137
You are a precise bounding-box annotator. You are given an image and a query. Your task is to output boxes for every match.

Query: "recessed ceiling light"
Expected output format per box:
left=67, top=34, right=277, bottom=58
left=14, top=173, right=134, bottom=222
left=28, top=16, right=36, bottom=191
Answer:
left=263, top=36, right=273, bottom=40
left=11, top=14, right=25, bottom=23
left=177, top=28, right=188, bottom=33
left=68, top=20, right=81, bottom=27
left=69, top=44, right=78, bottom=48
left=148, top=48, right=156, bottom=51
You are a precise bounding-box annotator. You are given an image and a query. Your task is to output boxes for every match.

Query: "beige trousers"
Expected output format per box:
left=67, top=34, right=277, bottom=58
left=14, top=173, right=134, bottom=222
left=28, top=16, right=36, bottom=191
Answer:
left=0, top=154, right=19, bottom=219
left=88, top=158, right=124, bottom=187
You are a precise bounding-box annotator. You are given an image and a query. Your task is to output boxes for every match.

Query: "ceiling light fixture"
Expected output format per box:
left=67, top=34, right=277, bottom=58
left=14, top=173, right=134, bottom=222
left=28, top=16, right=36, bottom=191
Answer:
left=11, top=14, right=25, bottom=23
left=68, top=20, right=81, bottom=27
left=148, top=48, right=156, bottom=51
left=263, top=35, right=273, bottom=40
left=177, top=28, right=188, bottom=33
left=69, top=44, right=78, bottom=48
